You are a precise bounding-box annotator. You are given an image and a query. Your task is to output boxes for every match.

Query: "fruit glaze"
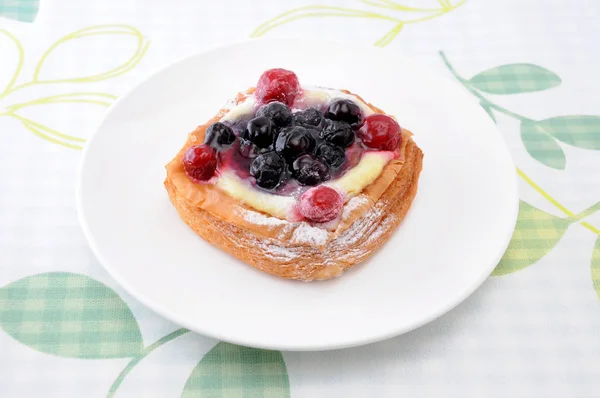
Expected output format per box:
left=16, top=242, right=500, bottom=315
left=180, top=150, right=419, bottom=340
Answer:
left=182, top=69, right=403, bottom=226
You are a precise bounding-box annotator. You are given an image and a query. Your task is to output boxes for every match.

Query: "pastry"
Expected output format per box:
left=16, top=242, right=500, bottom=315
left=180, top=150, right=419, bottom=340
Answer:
left=164, top=69, right=423, bottom=281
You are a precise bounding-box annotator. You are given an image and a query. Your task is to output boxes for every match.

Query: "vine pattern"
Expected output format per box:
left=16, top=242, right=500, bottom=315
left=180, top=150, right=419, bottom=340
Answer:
left=252, top=0, right=466, bottom=47
left=0, top=25, right=149, bottom=149
left=441, top=51, right=600, bottom=291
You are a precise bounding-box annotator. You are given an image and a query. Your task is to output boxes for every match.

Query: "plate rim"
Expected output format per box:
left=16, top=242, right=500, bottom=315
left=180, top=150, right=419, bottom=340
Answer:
left=76, top=37, right=519, bottom=351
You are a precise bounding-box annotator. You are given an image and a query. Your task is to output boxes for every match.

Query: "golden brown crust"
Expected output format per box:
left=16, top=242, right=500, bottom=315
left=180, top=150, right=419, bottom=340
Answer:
left=164, top=136, right=423, bottom=281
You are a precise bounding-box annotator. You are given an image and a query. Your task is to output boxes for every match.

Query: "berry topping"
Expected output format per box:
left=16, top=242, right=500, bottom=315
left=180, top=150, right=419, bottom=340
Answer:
left=182, top=144, right=217, bottom=182
left=320, top=120, right=355, bottom=148
left=246, top=116, right=275, bottom=148
left=204, top=122, right=236, bottom=151
left=256, top=68, right=301, bottom=106
left=256, top=102, right=292, bottom=128
left=358, top=114, right=402, bottom=151
left=325, top=99, right=363, bottom=127
left=275, top=126, right=316, bottom=161
left=299, top=186, right=344, bottom=223
left=316, top=143, right=345, bottom=168
left=292, top=108, right=323, bottom=127
left=250, top=151, right=287, bottom=189
left=238, top=138, right=267, bottom=159
left=291, top=154, right=330, bottom=186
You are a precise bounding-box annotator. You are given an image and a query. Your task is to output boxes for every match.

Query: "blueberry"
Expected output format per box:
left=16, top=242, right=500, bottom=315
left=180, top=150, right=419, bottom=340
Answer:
left=316, top=143, right=345, bottom=168
left=204, top=122, right=236, bottom=150
left=238, top=138, right=266, bottom=159
left=246, top=116, right=275, bottom=148
left=274, top=126, right=316, bottom=162
left=292, top=108, right=323, bottom=127
left=320, top=120, right=355, bottom=148
left=325, top=99, right=363, bottom=127
left=256, top=102, right=293, bottom=128
left=250, top=151, right=287, bottom=189
left=292, top=154, right=330, bottom=186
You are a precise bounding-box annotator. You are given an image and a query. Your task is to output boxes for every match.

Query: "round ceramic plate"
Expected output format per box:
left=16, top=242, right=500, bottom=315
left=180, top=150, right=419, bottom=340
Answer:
left=77, top=39, right=518, bottom=351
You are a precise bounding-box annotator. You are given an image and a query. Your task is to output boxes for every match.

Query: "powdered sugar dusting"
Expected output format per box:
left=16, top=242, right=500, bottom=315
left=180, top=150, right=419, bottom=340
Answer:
left=334, top=202, right=387, bottom=247
left=342, top=195, right=370, bottom=219
left=291, top=222, right=329, bottom=246
left=239, top=208, right=288, bottom=227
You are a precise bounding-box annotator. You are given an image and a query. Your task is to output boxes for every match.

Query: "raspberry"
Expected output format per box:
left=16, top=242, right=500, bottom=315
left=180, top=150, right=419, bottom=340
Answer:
left=256, top=68, right=301, bottom=106
left=182, top=144, right=217, bottom=182
left=299, top=186, right=343, bottom=223
left=358, top=114, right=402, bottom=151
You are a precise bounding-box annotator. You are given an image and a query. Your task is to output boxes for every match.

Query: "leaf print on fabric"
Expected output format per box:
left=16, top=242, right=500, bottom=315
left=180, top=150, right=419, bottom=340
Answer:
left=469, top=64, right=561, bottom=95
left=251, top=1, right=467, bottom=47
left=493, top=201, right=571, bottom=275
left=0, top=25, right=149, bottom=149
left=182, top=342, right=290, bottom=398
left=0, top=272, right=143, bottom=359
left=494, top=201, right=600, bottom=275
left=591, top=236, right=600, bottom=302
left=0, top=0, right=40, bottom=23
left=534, top=116, right=600, bottom=150
left=520, top=121, right=566, bottom=170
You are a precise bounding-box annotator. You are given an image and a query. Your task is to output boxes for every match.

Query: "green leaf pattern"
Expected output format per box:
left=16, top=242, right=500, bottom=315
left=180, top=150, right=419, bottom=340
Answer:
left=592, top=237, right=600, bottom=302
left=493, top=201, right=571, bottom=276
left=0, top=273, right=143, bottom=359
left=469, top=64, right=561, bottom=94
left=535, top=116, right=600, bottom=150
left=520, top=121, right=566, bottom=170
left=182, top=343, right=290, bottom=398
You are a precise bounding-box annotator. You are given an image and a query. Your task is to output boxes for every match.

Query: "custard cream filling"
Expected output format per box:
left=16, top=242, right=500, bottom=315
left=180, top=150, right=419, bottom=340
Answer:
left=216, top=87, right=392, bottom=220
left=216, top=151, right=393, bottom=220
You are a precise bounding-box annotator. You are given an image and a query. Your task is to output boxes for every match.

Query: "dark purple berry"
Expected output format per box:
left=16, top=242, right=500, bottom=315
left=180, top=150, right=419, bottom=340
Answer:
left=275, top=126, right=316, bottom=162
left=256, top=102, right=292, bottom=128
left=292, top=108, right=322, bottom=127
left=246, top=116, right=275, bottom=148
left=325, top=99, right=363, bottom=127
left=316, top=143, right=345, bottom=168
left=292, top=154, right=330, bottom=186
left=204, top=122, right=236, bottom=151
left=250, top=151, right=287, bottom=189
left=238, top=138, right=266, bottom=159
left=320, top=120, right=355, bottom=148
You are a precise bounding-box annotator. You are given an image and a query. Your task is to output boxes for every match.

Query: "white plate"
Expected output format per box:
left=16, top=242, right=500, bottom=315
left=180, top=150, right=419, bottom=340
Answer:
left=77, top=39, right=518, bottom=351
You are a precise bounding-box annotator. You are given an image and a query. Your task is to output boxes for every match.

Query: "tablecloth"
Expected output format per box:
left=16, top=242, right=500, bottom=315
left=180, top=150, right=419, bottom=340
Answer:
left=1, top=0, right=600, bottom=396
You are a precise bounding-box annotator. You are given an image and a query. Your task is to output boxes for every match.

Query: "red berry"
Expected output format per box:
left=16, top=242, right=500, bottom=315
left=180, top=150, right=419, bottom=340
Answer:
left=256, top=68, right=301, bottom=106
left=358, top=114, right=402, bottom=151
left=182, top=144, right=217, bottom=182
left=299, top=186, right=343, bottom=223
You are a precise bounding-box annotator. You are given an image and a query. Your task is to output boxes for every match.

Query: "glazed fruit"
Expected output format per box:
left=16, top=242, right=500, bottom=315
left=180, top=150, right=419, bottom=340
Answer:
left=246, top=116, right=275, bottom=148
left=275, top=126, right=316, bottom=161
left=182, top=144, right=217, bottom=182
left=238, top=138, right=265, bottom=159
left=204, top=122, right=236, bottom=151
left=320, top=120, right=355, bottom=148
left=299, top=186, right=344, bottom=223
left=256, top=68, right=301, bottom=106
left=291, top=154, right=330, bottom=186
left=325, top=99, right=362, bottom=127
left=256, top=102, right=292, bottom=128
left=315, top=143, right=345, bottom=169
left=250, top=151, right=287, bottom=189
left=292, top=108, right=323, bottom=127
left=358, top=114, right=402, bottom=151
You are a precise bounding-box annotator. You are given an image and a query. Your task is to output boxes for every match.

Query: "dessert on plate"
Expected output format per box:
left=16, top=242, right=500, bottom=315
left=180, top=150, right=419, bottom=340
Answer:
left=164, top=68, right=423, bottom=281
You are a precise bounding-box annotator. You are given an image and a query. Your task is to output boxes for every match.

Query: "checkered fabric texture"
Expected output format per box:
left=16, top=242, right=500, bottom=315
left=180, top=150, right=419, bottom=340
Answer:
left=0, top=0, right=39, bottom=22
left=182, top=343, right=290, bottom=398
left=0, top=273, right=143, bottom=359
